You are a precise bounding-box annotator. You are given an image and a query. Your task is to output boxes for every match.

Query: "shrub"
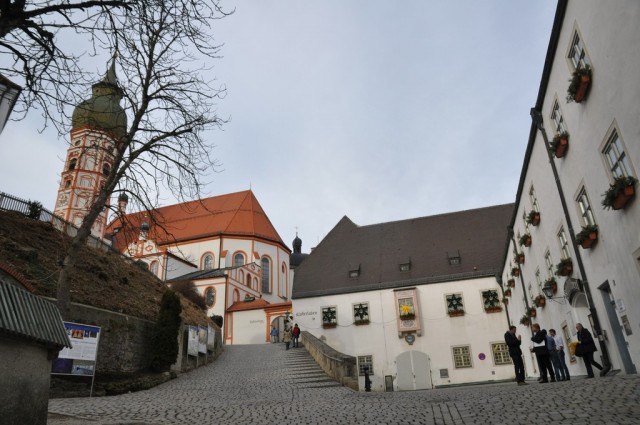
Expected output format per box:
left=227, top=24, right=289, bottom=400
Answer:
left=170, top=280, right=207, bottom=310
left=149, top=290, right=182, bottom=372
left=210, top=315, right=223, bottom=328
left=27, top=200, right=43, bottom=220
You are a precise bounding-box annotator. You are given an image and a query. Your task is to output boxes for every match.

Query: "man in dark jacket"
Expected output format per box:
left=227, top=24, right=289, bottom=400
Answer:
left=531, top=323, right=555, bottom=383
left=504, top=325, right=527, bottom=385
left=576, top=323, right=610, bottom=378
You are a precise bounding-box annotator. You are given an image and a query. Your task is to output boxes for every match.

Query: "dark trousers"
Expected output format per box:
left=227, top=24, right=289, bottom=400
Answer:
left=285, top=341, right=290, bottom=350
left=550, top=351, right=565, bottom=380
left=557, top=350, right=570, bottom=380
left=293, top=336, right=299, bottom=348
left=535, top=352, right=555, bottom=381
left=511, top=354, right=525, bottom=383
left=583, top=351, right=603, bottom=377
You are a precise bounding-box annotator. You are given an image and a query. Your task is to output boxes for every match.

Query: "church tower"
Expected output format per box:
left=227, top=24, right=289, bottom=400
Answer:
left=53, top=61, right=127, bottom=239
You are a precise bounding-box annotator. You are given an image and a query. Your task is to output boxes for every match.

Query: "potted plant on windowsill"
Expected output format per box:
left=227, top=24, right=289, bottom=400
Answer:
left=507, top=278, right=516, bottom=288
left=527, top=307, right=537, bottom=318
left=566, top=65, right=591, bottom=103
left=533, top=295, right=546, bottom=308
left=511, top=267, right=520, bottom=277
left=520, top=315, right=530, bottom=326
left=550, top=132, right=570, bottom=158
left=502, top=298, right=509, bottom=306
left=543, top=277, right=557, bottom=295
left=555, top=258, right=574, bottom=277
left=519, top=233, right=532, bottom=248
left=448, top=309, right=465, bottom=317
left=602, top=176, right=637, bottom=210
left=354, top=319, right=370, bottom=326
left=504, top=288, right=512, bottom=297
left=526, top=210, right=541, bottom=226
left=576, top=224, right=599, bottom=249
left=514, top=252, right=525, bottom=264
left=399, top=304, right=416, bottom=321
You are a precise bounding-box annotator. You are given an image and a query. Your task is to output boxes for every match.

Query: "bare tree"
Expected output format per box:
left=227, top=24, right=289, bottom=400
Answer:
left=0, top=0, right=131, bottom=130
left=56, top=0, right=230, bottom=316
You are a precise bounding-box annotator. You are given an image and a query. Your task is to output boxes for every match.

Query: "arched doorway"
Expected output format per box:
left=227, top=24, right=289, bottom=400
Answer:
left=269, top=316, right=286, bottom=343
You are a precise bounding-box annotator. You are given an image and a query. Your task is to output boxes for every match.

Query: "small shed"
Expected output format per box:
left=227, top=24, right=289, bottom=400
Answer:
left=0, top=263, right=71, bottom=425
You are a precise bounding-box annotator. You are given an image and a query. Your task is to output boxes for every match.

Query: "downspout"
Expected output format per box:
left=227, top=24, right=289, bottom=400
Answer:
left=530, top=108, right=611, bottom=368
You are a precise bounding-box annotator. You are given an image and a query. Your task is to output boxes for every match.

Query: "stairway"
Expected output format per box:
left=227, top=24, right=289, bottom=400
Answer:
left=285, top=347, right=344, bottom=389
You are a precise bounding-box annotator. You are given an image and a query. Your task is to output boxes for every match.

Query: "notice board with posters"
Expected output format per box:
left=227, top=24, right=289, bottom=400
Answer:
left=51, top=321, right=101, bottom=396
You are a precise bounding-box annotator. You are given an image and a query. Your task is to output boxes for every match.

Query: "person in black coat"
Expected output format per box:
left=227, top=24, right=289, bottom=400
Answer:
left=576, top=323, right=610, bottom=378
left=531, top=323, right=555, bottom=383
left=504, top=325, right=527, bottom=385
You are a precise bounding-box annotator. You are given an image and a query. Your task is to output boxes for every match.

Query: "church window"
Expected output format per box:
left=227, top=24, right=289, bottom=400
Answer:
left=233, top=252, right=245, bottom=266
left=69, top=158, right=77, bottom=170
left=261, top=257, right=271, bottom=293
left=102, top=163, right=111, bottom=176
left=253, top=277, right=258, bottom=290
left=246, top=274, right=251, bottom=287
left=233, top=289, right=240, bottom=302
left=205, top=287, right=215, bottom=306
left=321, top=306, right=337, bottom=328
left=353, top=302, right=369, bottom=325
left=149, top=261, right=159, bottom=275
left=357, top=355, right=374, bottom=376
left=64, top=179, right=72, bottom=188
left=202, top=254, right=214, bottom=270
left=452, top=346, right=472, bottom=368
left=491, top=343, right=512, bottom=366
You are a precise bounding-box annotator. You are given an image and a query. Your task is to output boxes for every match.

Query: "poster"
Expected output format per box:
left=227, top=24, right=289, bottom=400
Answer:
left=52, top=322, right=100, bottom=376
left=198, top=325, right=207, bottom=354
left=187, top=325, right=198, bottom=356
left=207, top=325, right=215, bottom=350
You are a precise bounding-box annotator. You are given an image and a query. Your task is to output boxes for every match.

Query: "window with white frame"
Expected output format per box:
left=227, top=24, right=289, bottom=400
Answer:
left=261, top=257, right=271, bottom=293
left=568, top=30, right=589, bottom=70
left=233, top=253, right=245, bottom=267
left=577, top=188, right=596, bottom=226
left=358, top=355, right=374, bottom=375
left=452, top=346, right=472, bottom=368
left=202, top=254, right=214, bottom=270
left=353, top=302, right=370, bottom=324
left=558, top=227, right=571, bottom=259
left=491, top=343, right=512, bottom=366
left=551, top=100, right=568, bottom=135
left=322, top=306, right=337, bottom=327
left=603, top=130, right=634, bottom=179
left=535, top=268, right=543, bottom=288
left=545, top=250, right=554, bottom=279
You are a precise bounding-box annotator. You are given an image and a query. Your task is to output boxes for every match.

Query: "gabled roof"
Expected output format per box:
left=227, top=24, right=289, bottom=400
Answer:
left=107, top=190, right=288, bottom=252
left=292, top=204, right=514, bottom=299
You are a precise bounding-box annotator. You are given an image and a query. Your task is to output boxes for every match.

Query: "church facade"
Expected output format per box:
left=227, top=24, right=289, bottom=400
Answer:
left=292, top=205, right=515, bottom=391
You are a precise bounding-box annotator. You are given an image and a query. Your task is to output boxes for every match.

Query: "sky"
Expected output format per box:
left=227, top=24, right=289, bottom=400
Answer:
left=0, top=1, right=558, bottom=253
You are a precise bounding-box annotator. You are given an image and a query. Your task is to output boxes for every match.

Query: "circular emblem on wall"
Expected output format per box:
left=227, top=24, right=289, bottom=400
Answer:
left=404, top=334, right=415, bottom=345
left=478, top=353, right=486, bottom=360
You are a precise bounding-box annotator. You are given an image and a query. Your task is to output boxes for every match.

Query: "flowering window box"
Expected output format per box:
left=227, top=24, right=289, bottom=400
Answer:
left=555, top=258, right=573, bottom=277
left=519, top=234, right=532, bottom=248
left=567, top=66, right=591, bottom=103
left=448, top=309, right=465, bottom=317
left=576, top=225, right=598, bottom=249
left=602, top=176, right=637, bottom=211
left=526, top=210, right=541, bottom=227
left=551, top=132, right=569, bottom=159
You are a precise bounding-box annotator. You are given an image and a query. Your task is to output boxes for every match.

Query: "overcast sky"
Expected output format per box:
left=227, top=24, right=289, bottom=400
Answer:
left=0, top=1, right=558, bottom=253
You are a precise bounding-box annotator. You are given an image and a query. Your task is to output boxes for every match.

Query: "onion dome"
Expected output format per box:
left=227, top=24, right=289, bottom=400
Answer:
left=71, top=60, right=127, bottom=139
left=117, top=193, right=129, bottom=203
left=140, top=221, right=150, bottom=232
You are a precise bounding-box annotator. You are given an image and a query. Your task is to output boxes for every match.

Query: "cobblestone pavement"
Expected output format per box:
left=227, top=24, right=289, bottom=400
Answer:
left=49, top=344, right=640, bottom=425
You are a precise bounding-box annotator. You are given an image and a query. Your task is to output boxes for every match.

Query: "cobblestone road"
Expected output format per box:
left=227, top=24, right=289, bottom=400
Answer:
left=49, top=344, right=640, bottom=424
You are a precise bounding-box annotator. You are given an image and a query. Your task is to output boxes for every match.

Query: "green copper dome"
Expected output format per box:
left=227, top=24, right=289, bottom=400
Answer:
left=71, top=61, right=127, bottom=139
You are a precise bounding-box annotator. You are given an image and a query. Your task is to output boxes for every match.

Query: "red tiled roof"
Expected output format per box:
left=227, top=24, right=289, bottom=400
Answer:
left=107, top=190, right=287, bottom=252
left=227, top=298, right=270, bottom=312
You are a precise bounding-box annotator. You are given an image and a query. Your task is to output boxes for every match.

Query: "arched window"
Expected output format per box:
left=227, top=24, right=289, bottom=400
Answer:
left=233, top=253, right=245, bottom=266
left=253, top=277, right=258, bottom=290
left=202, top=254, right=214, bottom=270
left=233, top=289, right=240, bottom=302
left=69, top=158, right=77, bottom=170
left=246, top=274, right=251, bottom=287
left=205, top=287, right=215, bottom=306
left=102, top=163, right=111, bottom=176
left=149, top=260, right=159, bottom=276
left=261, top=257, right=271, bottom=293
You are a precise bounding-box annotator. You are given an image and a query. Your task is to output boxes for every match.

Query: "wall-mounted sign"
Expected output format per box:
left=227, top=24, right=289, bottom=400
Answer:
left=478, top=353, right=486, bottom=360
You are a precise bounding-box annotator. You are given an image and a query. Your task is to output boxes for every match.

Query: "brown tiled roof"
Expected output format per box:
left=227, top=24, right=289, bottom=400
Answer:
left=292, top=204, right=514, bottom=299
left=107, top=190, right=287, bottom=252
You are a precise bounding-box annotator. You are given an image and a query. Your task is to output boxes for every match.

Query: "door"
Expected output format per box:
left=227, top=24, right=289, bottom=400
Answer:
left=396, top=350, right=432, bottom=391
left=600, top=282, right=636, bottom=374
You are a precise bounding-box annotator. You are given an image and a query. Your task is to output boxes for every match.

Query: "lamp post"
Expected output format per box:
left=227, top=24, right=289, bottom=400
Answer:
left=0, top=74, right=22, bottom=135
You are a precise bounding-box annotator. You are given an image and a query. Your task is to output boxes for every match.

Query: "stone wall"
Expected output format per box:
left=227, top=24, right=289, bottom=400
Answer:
left=301, top=331, right=358, bottom=391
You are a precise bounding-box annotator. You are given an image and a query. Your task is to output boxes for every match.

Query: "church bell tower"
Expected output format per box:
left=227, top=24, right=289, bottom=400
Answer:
left=53, top=60, right=127, bottom=239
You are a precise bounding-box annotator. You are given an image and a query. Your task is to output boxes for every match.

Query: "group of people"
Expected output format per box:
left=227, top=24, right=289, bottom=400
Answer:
left=504, top=322, right=610, bottom=384
left=270, top=323, right=300, bottom=350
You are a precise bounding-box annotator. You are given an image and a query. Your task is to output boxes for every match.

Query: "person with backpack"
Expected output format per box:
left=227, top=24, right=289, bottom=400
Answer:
left=292, top=324, right=301, bottom=348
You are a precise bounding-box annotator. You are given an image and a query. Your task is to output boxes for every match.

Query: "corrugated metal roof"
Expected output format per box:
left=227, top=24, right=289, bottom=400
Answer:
left=0, top=280, right=71, bottom=348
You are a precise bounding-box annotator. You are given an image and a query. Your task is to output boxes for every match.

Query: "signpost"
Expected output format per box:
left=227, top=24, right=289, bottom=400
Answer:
left=51, top=322, right=101, bottom=397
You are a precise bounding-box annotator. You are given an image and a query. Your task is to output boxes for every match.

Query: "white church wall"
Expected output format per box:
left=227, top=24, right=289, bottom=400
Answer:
left=230, top=309, right=269, bottom=345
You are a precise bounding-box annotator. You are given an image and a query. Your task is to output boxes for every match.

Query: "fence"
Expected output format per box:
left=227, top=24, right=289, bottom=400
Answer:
left=0, top=190, right=118, bottom=254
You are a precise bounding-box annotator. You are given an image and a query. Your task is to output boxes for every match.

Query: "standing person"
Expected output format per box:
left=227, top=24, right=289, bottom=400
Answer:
left=270, top=326, right=279, bottom=343
left=292, top=324, right=301, bottom=348
left=504, top=326, right=527, bottom=385
left=576, top=323, right=610, bottom=378
left=550, top=329, right=570, bottom=381
left=531, top=324, right=555, bottom=383
left=546, top=331, right=563, bottom=381
left=282, top=326, right=292, bottom=350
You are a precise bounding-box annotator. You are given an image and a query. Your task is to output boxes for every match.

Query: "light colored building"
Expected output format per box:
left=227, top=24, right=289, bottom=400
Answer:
left=107, top=189, right=295, bottom=345
left=292, top=205, right=515, bottom=391
left=502, top=0, right=639, bottom=378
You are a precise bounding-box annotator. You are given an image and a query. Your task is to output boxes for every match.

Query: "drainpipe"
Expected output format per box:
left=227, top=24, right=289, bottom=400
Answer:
left=509, top=226, right=532, bottom=328
left=530, top=108, right=611, bottom=368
